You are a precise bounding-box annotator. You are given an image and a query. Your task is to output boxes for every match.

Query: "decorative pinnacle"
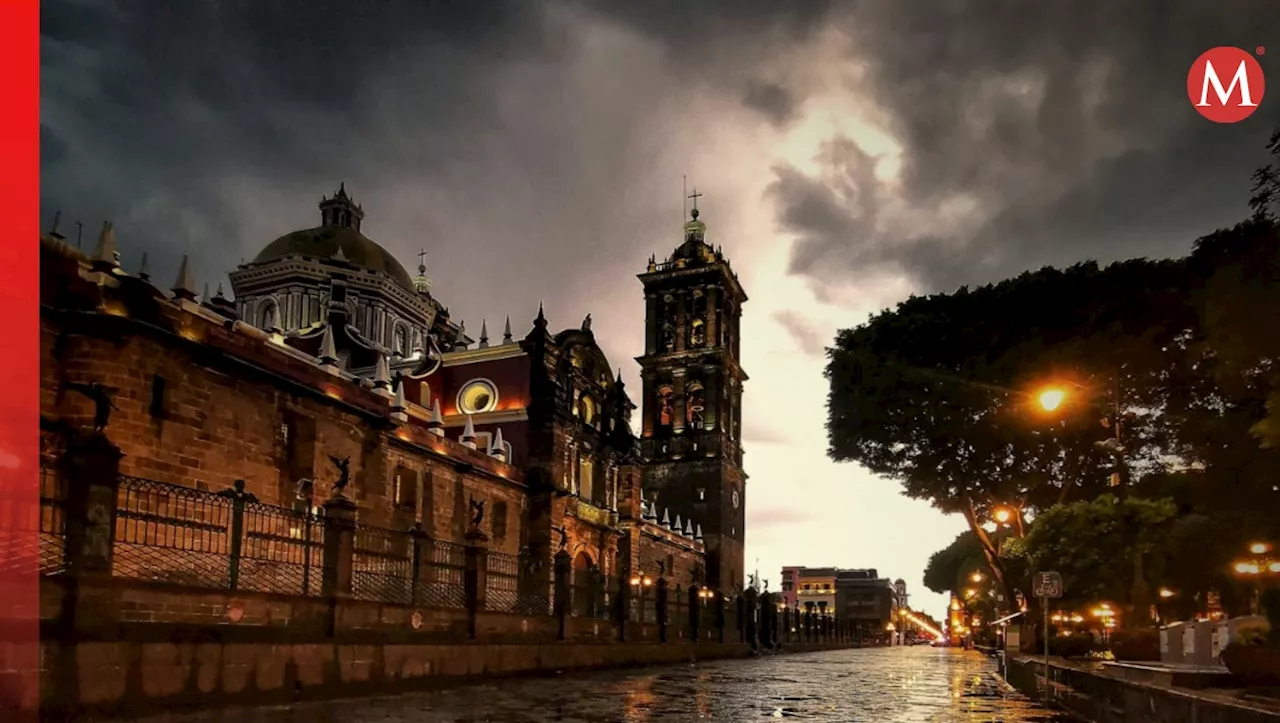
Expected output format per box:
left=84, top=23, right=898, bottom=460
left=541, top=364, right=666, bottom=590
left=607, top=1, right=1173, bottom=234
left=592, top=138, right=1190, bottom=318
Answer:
left=173, top=254, right=197, bottom=299
left=503, top=316, right=513, bottom=344
left=478, top=319, right=489, bottom=349
left=137, top=252, right=150, bottom=282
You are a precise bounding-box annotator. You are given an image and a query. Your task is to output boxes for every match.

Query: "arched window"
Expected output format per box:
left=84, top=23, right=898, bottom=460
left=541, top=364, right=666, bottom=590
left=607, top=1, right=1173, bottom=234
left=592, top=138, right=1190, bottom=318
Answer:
left=579, top=395, right=596, bottom=425
left=686, top=381, right=705, bottom=429
left=656, top=385, right=674, bottom=430
left=393, top=325, right=410, bottom=357
left=418, top=382, right=432, bottom=407
left=258, top=300, right=278, bottom=330
left=689, top=291, right=707, bottom=348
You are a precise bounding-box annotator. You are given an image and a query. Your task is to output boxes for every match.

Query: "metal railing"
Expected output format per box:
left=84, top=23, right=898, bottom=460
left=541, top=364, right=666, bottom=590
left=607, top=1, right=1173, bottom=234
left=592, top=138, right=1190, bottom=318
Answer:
left=351, top=523, right=416, bottom=605
left=485, top=550, right=551, bottom=616
left=114, top=476, right=236, bottom=588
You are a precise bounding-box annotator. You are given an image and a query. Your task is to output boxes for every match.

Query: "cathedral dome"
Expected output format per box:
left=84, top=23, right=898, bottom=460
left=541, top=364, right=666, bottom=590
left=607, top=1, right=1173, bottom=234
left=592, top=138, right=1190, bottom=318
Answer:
left=254, top=225, right=416, bottom=291
left=251, top=184, right=416, bottom=292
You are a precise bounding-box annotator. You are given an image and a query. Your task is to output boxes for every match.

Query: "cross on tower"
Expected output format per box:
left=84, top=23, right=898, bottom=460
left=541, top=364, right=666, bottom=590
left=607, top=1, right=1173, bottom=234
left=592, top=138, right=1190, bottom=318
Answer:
left=417, top=249, right=427, bottom=271
left=687, top=188, right=703, bottom=211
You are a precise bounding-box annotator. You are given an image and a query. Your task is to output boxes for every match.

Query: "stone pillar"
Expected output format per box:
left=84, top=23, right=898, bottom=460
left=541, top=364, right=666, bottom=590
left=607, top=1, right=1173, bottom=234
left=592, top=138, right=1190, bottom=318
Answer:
left=705, top=286, right=719, bottom=349
left=641, top=372, right=657, bottom=439
left=616, top=573, right=630, bottom=641
left=321, top=495, right=358, bottom=598
left=464, top=527, right=489, bottom=640
left=59, top=432, right=123, bottom=580
left=744, top=588, right=759, bottom=649
left=672, top=370, right=686, bottom=435
left=644, top=293, right=658, bottom=354
left=688, top=586, right=700, bottom=641
left=554, top=549, right=571, bottom=641
left=674, top=291, right=687, bottom=352
left=409, top=523, right=430, bottom=606
left=657, top=577, right=669, bottom=643
left=716, top=591, right=726, bottom=643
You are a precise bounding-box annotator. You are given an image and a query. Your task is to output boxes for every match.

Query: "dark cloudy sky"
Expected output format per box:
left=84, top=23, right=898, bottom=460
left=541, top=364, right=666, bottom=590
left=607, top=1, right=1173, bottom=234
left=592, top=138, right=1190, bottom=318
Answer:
left=41, top=0, right=1280, bottom=616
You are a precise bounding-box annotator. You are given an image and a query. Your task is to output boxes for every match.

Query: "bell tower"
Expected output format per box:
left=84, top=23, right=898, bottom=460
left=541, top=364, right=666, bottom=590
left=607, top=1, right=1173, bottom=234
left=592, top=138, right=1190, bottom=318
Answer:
left=636, top=192, right=748, bottom=592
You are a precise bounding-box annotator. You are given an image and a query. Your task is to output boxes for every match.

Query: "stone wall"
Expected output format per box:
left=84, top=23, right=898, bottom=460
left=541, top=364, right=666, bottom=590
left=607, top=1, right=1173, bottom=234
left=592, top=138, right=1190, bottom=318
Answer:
left=40, top=270, right=526, bottom=547
left=1003, top=655, right=1280, bottom=723
left=29, top=575, right=862, bottom=720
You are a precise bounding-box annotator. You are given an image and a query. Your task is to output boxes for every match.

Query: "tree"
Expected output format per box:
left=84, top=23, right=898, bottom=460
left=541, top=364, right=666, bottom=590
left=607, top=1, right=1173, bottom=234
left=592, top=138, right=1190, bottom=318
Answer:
left=826, top=258, right=1194, bottom=613
left=923, top=530, right=986, bottom=595
left=1021, top=495, right=1177, bottom=615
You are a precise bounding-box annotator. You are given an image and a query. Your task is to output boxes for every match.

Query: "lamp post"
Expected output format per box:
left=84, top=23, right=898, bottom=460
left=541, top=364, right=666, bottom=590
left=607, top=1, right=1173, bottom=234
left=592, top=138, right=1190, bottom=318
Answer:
left=630, top=571, right=654, bottom=623
left=1232, top=542, right=1280, bottom=615
left=1036, top=375, right=1153, bottom=629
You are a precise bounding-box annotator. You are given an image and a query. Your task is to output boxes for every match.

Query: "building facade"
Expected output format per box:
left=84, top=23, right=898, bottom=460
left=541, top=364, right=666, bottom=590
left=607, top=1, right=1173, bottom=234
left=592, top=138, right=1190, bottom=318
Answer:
left=38, top=187, right=746, bottom=596
left=781, top=566, right=908, bottom=634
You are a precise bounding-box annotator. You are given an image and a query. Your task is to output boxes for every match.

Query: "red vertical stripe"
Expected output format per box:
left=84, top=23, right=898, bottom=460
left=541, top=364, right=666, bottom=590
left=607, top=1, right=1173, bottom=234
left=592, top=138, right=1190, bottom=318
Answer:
left=0, top=0, right=41, bottom=715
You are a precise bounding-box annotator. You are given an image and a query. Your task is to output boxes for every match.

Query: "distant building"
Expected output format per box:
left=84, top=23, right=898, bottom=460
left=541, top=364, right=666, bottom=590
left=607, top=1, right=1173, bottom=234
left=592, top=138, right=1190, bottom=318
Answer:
left=780, top=567, right=910, bottom=632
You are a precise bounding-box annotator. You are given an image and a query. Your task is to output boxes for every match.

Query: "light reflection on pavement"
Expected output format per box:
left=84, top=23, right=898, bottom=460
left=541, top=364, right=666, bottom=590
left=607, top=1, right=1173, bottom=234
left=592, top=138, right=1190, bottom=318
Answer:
left=137, top=646, right=1074, bottom=722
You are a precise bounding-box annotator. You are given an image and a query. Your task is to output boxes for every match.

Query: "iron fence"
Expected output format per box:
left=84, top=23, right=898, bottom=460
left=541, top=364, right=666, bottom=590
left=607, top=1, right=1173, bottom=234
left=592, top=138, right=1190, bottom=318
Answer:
left=114, top=476, right=235, bottom=588
left=351, top=523, right=415, bottom=604
left=571, top=574, right=617, bottom=620
left=484, top=550, right=551, bottom=616
left=236, top=501, right=324, bottom=596
left=417, top=538, right=467, bottom=609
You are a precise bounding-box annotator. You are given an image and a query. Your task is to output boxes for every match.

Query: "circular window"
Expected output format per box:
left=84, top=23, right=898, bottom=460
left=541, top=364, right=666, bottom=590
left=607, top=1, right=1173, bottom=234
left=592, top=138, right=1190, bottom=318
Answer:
left=457, top=379, right=498, bottom=414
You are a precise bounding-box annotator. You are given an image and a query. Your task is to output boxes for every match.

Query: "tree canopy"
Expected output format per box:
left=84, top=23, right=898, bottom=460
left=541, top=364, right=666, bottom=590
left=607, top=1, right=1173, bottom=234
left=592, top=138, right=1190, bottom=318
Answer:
left=832, top=130, right=1280, bottom=618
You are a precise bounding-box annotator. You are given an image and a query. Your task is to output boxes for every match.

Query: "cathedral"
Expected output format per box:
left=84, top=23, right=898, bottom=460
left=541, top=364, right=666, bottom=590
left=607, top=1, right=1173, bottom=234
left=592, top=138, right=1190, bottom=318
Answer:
left=39, top=185, right=749, bottom=593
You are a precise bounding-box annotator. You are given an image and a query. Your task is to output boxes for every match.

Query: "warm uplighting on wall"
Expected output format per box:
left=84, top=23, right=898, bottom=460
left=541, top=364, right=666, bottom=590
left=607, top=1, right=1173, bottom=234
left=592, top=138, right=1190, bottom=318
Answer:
left=1250, top=542, right=1272, bottom=555
left=1158, top=588, right=1176, bottom=599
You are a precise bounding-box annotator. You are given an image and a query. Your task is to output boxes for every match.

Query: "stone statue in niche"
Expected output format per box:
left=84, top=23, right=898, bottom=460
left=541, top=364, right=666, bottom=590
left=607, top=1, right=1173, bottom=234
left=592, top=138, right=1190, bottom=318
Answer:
left=557, top=526, right=568, bottom=551
left=64, top=380, right=118, bottom=432
left=469, top=496, right=485, bottom=529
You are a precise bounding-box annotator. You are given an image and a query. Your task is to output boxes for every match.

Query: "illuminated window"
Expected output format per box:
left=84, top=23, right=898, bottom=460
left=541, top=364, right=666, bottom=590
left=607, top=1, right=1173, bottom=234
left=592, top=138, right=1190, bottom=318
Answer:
left=457, top=379, right=498, bottom=414
left=580, top=395, right=596, bottom=425
left=657, top=385, right=674, bottom=428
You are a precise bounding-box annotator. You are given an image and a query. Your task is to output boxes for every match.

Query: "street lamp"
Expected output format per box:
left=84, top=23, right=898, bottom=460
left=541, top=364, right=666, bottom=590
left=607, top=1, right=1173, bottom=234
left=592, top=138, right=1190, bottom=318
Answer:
left=971, top=572, right=985, bottom=583
left=1037, top=388, right=1066, bottom=412
left=1231, top=541, right=1279, bottom=615
left=630, top=572, right=654, bottom=622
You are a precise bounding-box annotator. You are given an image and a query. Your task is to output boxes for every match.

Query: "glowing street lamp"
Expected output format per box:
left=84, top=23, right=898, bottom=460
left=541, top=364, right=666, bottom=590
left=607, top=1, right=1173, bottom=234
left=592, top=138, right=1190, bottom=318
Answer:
left=1037, top=387, right=1066, bottom=412
left=1232, top=541, right=1278, bottom=614
left=971, top=572, right=984, bottom=583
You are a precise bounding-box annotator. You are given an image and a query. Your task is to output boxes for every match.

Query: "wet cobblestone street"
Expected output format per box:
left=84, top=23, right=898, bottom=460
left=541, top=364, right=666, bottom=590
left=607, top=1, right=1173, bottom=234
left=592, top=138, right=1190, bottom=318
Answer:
left=139, top=646, right=1073, bottom=723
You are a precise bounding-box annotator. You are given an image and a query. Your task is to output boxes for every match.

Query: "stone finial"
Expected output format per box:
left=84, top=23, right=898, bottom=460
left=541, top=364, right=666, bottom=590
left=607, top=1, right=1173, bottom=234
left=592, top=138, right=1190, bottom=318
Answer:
left=92, top=221, right=120, bottom=271
left=582, top=313, right=592, bottom=332
left=318, top=326, right=338, bottom=368
left=427, top=398, right=445, bottom=437
left=674, top=514, right=683, bottom=532
left=214, top=282, right=227, bottom=300
left=503, top=316, right=513, bottom=344
left=373, top=354, right=392, bottom=394
left=454, top=320, right=468, bottom=350
left=173, top=253, right=198, bottom=301
left=489, top=428, right=506, bottom=461
left=478, top=319, right=489, bottom=349
left=137, top=252, right=151, bottom=282
left=534, top=302, right=547, bottom=329
left=661, top=508, right=671, bottom=528
left=461, top=414, right=477, bottom=449
left=684, top=519, right=694, bottom=537
left=202, top=282, right=210, bottom=304
left=646, top=502, right=658, bottom=522
left=695, top=524, right=704, bottom=542
left=390, top=381, right=408, bottom=423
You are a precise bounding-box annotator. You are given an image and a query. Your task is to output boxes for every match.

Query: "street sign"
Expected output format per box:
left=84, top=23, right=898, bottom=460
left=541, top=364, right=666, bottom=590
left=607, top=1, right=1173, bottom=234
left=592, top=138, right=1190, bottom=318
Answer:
left=1033, top=571, right=1063, bottom=599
